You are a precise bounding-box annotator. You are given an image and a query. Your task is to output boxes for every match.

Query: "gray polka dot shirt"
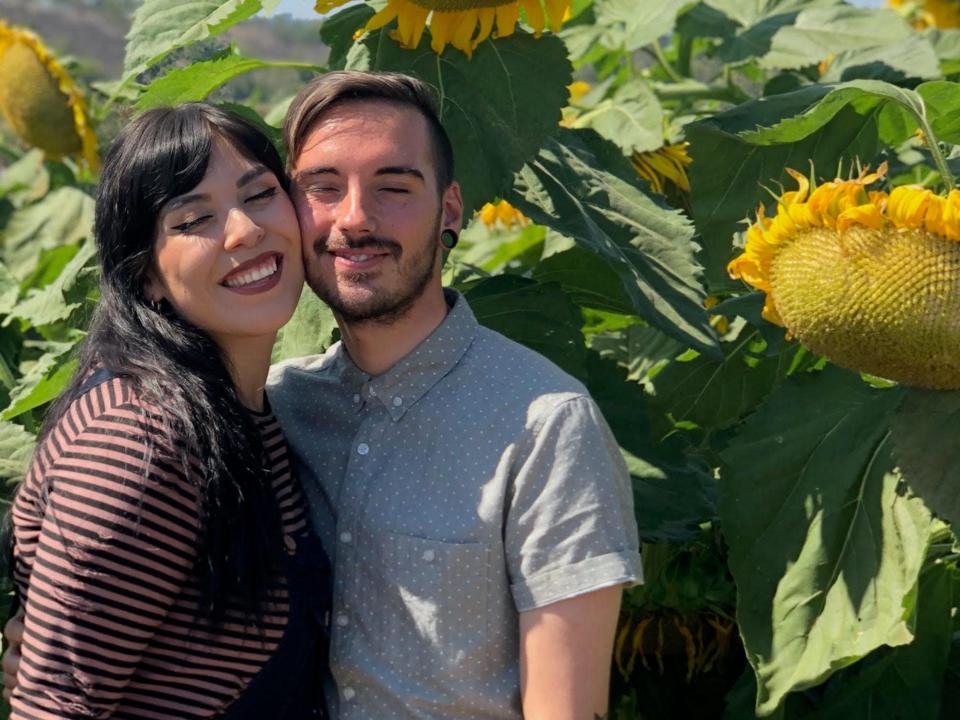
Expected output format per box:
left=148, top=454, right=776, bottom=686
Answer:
left=267, top=289, right=642, bottom=719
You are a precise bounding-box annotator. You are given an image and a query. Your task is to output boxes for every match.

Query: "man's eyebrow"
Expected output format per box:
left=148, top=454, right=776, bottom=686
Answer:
left=376, top=166, right=424, bottom=182
left=296, top=166, right=340, bottom=181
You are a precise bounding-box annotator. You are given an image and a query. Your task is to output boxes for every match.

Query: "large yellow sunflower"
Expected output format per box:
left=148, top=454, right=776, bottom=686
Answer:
left=728, top=165, right=960, bottom=388
left=888, top=0, right=960, bottom=28
left=0, top=22, right=98, bottom=170
left=319, top=0, right=570, bottom=56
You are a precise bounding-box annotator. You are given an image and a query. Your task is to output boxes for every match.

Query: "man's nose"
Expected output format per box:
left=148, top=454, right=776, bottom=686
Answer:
left=223, top=207, right=264, bottom=250
left=336, top=187, right=376, bottom=236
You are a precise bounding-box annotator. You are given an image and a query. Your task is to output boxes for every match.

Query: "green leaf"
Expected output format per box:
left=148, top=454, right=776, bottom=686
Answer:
left=3, top=348, right=78, bottom=421
left=123, top=0, right=280, bottom=83
left=589, top=323, right=685, bottom=383
left=649, top=321, right=796, bottom=434
left=271, top=286, right=338, bottom=364
left=1, top=188, right=95, bottom=281
left=511, top=128, right=718, bottom=357
left=819, top=35, right=942, bottom=84
left=592, top=0, right=689, bottom=52
left=580, top=352, right=716, bottom=541
left=457, top=220, right=546, bottom=274
left=720, top=368, right=931, bottom=715
left=706, top=0, right=840, bottom=29
left=8, top=240, right=97, bottom=329
left=0, top=419, right=36, bottom=482
left=346, top=29, right=572, bottom=218
left=461, top=275, right=588, bottom=381
left=687, top=83, right=909, bottom=289
left=890, top=388, right=960, bottom=530
left=809, top=562, right=953, bottom=720
left=136, top=47, right=322, bottom=109
left=321, top=3, right=375, bottom=70
left=0, top=150, right=48, bottom=208
left=571, top=79, right=664, bottom=155
left=533, top=245, right=635, bottom=316
left=761, top=6, right=913, bottom=70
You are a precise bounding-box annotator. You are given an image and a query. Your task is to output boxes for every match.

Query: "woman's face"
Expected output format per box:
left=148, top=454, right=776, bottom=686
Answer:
left=149, top=137, right=304, bottom=353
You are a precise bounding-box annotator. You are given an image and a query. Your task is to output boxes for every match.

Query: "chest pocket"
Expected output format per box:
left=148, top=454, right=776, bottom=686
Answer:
left=376, top=531, right=490, bottom=672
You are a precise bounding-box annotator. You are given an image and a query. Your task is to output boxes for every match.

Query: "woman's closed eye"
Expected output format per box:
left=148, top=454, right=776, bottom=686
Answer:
left=245, top=186, right=278, bottom=204
left=171, top=215, right=211, bottom=233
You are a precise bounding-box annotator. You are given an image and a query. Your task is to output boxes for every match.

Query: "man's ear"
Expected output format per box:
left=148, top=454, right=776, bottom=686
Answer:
left=441, top=181, right=464, bottom=233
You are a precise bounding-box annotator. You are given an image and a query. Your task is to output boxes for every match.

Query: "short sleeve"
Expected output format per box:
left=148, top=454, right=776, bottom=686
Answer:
left=505, top=395, right=643, bottom=612
left=11, top=402, right=201, bottom=720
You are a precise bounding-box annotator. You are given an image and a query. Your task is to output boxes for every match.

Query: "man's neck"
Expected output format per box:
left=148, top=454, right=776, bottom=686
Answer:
left=337, top=286, right=449, bottom=376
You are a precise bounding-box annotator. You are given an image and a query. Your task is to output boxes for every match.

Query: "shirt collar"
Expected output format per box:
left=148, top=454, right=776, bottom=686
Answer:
left=329, top=289, right=477, bottom=421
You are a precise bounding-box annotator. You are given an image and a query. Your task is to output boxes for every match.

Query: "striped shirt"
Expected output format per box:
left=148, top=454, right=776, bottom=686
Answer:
left=10, top=377, right=312, bottom=719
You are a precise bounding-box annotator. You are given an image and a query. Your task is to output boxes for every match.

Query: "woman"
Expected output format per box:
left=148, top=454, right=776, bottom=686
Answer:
left=7, top=104, right=328, bottom=719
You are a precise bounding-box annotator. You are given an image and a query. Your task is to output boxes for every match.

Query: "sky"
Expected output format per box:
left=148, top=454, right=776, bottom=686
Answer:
left=270, top=0, right=887, bottom=22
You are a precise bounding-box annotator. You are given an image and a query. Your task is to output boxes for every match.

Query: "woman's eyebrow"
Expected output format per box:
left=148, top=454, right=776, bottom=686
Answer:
left=163, top=166, right=271, bottom=213
left=237, top=166, right=269, bottom=187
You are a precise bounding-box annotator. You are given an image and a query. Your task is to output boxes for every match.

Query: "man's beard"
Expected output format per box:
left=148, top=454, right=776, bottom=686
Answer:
left=304, top=215, right=441, bottom=325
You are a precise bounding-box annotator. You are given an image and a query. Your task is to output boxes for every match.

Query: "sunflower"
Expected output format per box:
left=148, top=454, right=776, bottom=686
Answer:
left=888, top=0, right=960, bottom=28
left=632, top=143, right=692, bottom=195
left=478, top=199, right=529, bottom=229
left=0, top=22, right=98, bottom=170
left=334, top=0, right=571, bottom=56
left=728, top=165, right=960, bottom=388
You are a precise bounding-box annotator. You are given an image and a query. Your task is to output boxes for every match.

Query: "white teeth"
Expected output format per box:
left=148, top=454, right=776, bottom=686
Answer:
left=225, top=257, right=278, bottom=288
left=346, top=254, right=370, bottom=262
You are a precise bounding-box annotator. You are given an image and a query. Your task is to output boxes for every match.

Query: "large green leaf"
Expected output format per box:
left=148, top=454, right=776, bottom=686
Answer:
left=0, top=150, right=49, bottom=208
left=3, top=347, right=79, bottom=422
left=761, top=6, right=913, bottom=70
left=0, top=419, right=35, bottom=482
left=808, top=562, right=954, bottom=720
left=136, top=47, right=322, bottom=109
left=819, top=35, right=942, bottom=84
left=720, top=368, right=931, bottom=715
left=571, top=79, right=664, bottom=155
left=890, top=389, right=960, bottom=530
left=123, top=0, right=280, bottom=83
left=533, top=245, right=635, bottom=316
left=271, top=286, right=338, bottom=364
left=8, top=240, right=97, bottom=329
left=648, top=302, right=796, bottom=433
left=346, top=29, right=571, bottom=218
left=687, top=83, right=910, bottom=290
left=592, top=0, right=689, bottom=52
left=322, top=4, right=375, bottom=71
left=1, top=188, right=95, bottom=281
left=511, top=128, right=718, bottom=357
left=460, top=275, right=588, bottom=380
left=706, top=0, right=840, bottom=29
left=580, top=352, right=716, bottom=541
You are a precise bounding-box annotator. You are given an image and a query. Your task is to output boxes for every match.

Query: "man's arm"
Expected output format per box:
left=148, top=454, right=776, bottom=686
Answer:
left=519, top=585, right=623, bottom=720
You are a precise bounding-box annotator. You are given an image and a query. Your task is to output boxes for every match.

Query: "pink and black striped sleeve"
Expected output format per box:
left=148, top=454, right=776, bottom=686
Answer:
left=10, top=387, right=202, bottom=720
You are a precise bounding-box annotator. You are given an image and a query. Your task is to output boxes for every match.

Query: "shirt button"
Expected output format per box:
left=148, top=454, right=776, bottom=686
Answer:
left=283, top=534, right=296, bottom=555
left=392, top=396, right=403, bottom=407
left=340, top=531, right=352, bottom=544
left=352, top=393, right=361, bottom=404
left=336, top=613, right=350, bottom=627
left=422, top=549, right=436, bottom=562
left=368, top=386, right=377, bottom=397
left=343, top=687, right=356, bottom=701
left=357, top=443, right=369, bottom=456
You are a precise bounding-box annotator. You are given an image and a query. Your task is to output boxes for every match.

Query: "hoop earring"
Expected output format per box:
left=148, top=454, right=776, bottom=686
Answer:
left=440, top=229, right=459, bottom=250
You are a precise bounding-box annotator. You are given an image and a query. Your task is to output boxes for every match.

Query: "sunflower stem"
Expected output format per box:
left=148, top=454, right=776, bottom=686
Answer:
left=651, top=41, right=684, bottom=84
left=911, top=95, right=955, bottom=191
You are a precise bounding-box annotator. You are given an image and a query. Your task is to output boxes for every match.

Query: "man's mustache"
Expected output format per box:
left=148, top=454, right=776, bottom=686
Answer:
left=313, top=236, right=402, bottom=257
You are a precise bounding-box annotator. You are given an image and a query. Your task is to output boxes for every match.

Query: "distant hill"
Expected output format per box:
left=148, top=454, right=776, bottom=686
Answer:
left=0, top=0, right=328, bottom=94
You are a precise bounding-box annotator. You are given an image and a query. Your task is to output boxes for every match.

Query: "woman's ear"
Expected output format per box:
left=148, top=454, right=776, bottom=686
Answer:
left=143, top=270, right=165, bottom=304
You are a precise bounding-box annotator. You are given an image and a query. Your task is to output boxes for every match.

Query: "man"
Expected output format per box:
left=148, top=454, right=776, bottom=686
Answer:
left=4, top=71, right=641, bottom=719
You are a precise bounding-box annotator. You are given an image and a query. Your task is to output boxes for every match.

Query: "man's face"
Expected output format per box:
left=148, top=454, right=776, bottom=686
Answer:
left=290, top=100, right=462, bottom=324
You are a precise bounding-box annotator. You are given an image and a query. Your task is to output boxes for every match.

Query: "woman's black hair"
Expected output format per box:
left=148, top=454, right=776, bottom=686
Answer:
left=39, top=103, right=290, bottom=618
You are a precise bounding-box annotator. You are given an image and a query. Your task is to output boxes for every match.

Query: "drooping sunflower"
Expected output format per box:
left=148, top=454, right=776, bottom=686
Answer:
left=632, top=143, right=692, bottom=195
left=888, top=0, right=960, bottom=28
left=0, top=22, right=98, bottom=170
left=321, top=0, right=571, bottom=56
left=728, top=165, right=960, bottom=388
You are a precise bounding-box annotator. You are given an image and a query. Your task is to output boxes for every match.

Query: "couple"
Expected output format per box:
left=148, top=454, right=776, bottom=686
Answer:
left=3, top=70, right=642, bottom=719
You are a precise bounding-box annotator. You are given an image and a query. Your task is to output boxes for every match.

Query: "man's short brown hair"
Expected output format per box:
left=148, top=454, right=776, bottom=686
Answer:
left=283, top=70, right=455, bottom=191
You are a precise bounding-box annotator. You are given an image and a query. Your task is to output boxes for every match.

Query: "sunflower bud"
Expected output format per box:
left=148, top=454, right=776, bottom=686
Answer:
left=729, top=166, right=960, bottom=389
left=0, top=22, right=98, bottom=170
